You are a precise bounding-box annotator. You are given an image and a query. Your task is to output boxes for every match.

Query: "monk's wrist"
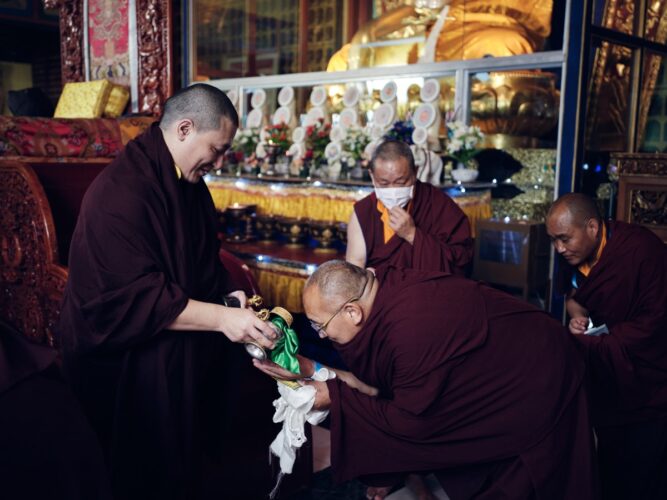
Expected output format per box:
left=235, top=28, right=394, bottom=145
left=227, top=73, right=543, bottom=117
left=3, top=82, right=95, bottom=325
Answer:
left=404, top=227, right=416, bottom=244
left=304, top=359, right=320, bottom=379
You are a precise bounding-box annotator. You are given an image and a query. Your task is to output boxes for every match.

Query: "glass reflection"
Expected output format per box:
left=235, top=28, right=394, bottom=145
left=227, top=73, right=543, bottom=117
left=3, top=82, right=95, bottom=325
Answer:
left=585, top=40, right=633, bottom=152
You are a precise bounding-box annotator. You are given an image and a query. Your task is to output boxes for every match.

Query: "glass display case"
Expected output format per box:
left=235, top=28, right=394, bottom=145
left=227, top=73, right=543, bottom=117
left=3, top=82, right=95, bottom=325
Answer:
left=204, top=52, right=564, bottom=220
left=182, top=0, right=577, bottom=311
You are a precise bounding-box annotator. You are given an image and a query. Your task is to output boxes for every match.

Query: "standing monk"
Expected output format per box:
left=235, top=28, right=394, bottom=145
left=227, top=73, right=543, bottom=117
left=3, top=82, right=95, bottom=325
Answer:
left=256, top=261, right=597, bottom=499
left=346, top=140, right=472, bottom=274
left=57, top=84, right=277, bottom=500
left=546, top=193, right=667, bottom=500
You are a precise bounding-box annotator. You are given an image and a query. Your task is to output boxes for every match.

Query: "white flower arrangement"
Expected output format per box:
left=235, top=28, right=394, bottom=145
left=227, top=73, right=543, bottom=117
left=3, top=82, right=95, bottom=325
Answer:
left=233, top=127, right=260, bottom=157
left=340, top=125, right=371, bottom=165
left=445, top=121, right=484, bottom=167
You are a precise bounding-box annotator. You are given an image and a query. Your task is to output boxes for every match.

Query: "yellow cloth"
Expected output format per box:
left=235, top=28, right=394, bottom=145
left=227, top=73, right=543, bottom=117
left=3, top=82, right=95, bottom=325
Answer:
left=242, top=260, right=309, bottom=313
left=54, top=79, right=112, bottom=118
left=103, top=84, right=130, bottom=118
left=254, top=269, right=306, bottom=313
left=208, top=180, right=359, bottom=223
left=377, top=200, right=395, bottom=243
left=578, top=223, right=607, bottom=277
left=175, top=164, right=182, bottom=179
left=207, top=179, right=492, bottom=237
left=119, top=117, right=155, bottom=144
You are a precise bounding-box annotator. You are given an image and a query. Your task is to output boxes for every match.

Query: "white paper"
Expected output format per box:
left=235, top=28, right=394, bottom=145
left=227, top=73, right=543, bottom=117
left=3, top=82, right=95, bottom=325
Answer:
left=585, top=318, right=609, bottom=336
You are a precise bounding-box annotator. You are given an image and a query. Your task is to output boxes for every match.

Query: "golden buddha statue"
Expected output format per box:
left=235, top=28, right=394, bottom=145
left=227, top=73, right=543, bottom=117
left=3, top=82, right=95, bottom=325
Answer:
left=327, top=0, right=553, bottom=70
left=327, top=0, right=558, bottom=147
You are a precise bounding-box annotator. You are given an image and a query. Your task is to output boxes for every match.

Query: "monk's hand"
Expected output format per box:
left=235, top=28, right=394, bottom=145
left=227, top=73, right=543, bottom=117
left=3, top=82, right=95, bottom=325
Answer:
left=569, top=316, right=589, bottom=335
left=224, top=289, right=248, bottom=308
left=303, top=380, right=331, bottom=410
left=252, top=354, right=314, bottom=380
left=388, top=206, right=416, bottom=244
left=333, top=369, right=379, bottom=397
left=219, top=307, right=277, bottom=348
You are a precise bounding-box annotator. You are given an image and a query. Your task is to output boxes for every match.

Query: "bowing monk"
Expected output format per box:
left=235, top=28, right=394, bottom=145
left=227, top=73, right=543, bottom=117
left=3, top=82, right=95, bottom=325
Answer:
left=256, top=260, right=597, bottom=499
left=57, top=84, right=277, bottom=500
left=546, top=193, right=667, bottom=500
left=346, top=139, right=471, bottom=497
left=346, top=139, right=472, bottom=274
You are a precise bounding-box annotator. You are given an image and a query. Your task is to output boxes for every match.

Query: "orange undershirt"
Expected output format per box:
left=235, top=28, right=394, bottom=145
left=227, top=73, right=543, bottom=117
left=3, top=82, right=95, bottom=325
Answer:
left=376, top=199, right=413, bottom=244
left=577, top=223, right=607, bottom=277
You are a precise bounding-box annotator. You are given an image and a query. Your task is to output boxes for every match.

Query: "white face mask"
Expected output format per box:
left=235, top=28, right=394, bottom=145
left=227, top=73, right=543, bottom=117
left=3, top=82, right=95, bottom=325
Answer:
left=374, top=185, right=414, bottom=209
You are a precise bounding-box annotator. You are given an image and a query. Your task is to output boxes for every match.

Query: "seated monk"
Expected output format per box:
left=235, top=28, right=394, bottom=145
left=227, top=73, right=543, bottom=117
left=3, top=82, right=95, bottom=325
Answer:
left=346, top=139, right=472, bottom=274
left=546, top=193, right=667, bottom=500
left=255, top=261, right=597, bottom=499
left=327, top=0, right=553, bottom=70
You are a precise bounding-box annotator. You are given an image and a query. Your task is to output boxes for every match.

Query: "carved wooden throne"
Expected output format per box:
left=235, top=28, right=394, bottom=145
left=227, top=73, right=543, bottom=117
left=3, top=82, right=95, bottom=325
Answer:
left=613, top=153, right=667, bottom=244
left=0, top=162, right=68, bottom=347
left=45, top=0, right=172, bottom=116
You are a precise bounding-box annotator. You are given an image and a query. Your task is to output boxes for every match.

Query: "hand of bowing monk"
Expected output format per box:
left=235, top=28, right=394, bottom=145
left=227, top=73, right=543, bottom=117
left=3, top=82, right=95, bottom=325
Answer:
left=303, top=380, right=331, bottom=410
left=333, top=369, right=379, bottom=397
left=569, top=316, right=589, bottom=335
left=219, top=307, right=277, bottom=348
left=388, top=206, right=416, bottom=244
left=252, top=355, right=315, bottom=380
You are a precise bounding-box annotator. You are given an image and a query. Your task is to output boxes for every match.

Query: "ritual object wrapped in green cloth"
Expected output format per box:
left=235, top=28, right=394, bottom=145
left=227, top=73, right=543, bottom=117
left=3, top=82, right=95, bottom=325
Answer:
left=268, top=307, right=300, bottom=374
left=244, top=305, right=301, bottom=375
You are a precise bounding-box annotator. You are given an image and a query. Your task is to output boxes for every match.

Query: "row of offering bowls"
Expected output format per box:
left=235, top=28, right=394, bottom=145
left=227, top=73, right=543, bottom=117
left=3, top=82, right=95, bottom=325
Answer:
left=222, top=204, right=347, bottom=252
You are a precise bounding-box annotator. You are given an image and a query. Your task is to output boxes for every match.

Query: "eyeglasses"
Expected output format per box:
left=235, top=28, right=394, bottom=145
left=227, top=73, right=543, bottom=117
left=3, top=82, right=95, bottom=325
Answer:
left=310, top=272, right=372, bottom=337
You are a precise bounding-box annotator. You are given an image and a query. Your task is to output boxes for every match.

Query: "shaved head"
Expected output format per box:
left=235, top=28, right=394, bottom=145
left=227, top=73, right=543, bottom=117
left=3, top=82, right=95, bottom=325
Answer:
left=303, top=260, right=374, bottom=344
left=546, top=193, right=603, bottom=266
left=160, top=83, right=239, bottom=132
left=370, top=139, right=416, bottom=173
left=304, top=260, right=367, bottom=304
left=547, top=193, right=602, bottom=226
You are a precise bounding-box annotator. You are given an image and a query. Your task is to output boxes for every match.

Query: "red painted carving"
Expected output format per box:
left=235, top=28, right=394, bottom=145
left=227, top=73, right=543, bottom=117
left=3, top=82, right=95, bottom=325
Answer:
left=46, top=0, right=85, bottom=84
left=137, top=0, right=172, bottom=116
left=48, top=0, right=172, bottom=114
left=0, top=161, right=68, bottom=347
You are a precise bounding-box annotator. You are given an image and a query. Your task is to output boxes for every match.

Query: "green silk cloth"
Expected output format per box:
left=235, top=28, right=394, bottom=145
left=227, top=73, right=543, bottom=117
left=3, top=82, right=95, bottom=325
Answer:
left=269, top=315, right=300, bottom=374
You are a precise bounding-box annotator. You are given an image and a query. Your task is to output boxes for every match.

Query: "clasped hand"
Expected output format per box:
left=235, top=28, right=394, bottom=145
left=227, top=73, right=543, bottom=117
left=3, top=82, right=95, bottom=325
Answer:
left=253, top=355, right=380, bottom=410
left=388, top=206, right=416, bottom=243
left=253, top=355, right=332, bottom=410
left=569, top=316, right=589, bottom=335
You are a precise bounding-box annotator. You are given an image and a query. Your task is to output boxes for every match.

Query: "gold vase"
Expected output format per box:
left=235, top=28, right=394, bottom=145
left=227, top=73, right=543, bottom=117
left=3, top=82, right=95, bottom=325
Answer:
left=277, top=217, right=309, bottom=248
left=256, top=214, right=278, bottom=244
left=471, top=71, right=560, bottom=147
left=310, top=220, right=339, bottom=253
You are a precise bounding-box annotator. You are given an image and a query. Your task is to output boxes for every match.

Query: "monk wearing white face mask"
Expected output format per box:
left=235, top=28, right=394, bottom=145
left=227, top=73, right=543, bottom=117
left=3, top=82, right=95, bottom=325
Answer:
left=346, top=139, right=473, bottom=275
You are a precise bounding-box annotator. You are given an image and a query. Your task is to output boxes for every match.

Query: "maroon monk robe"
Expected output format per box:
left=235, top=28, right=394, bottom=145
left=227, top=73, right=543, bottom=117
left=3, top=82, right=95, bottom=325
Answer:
left=557, top=220, right=667, bottom=426
left=327, top=267, right=597, bottom=499
left=0, top=322, right=112, bottom=499
left=354, top=180, right=473, bottom=274
left=57, top=123, right=245, bottom=500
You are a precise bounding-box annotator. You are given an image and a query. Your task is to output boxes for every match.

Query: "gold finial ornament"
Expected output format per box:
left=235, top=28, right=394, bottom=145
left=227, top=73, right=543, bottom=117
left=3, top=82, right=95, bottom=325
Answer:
left=248, top=295, right=264, bottom=307
left=270, top=307, right=293, bottom=327
left=256, top=309, right=270, bottom=321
